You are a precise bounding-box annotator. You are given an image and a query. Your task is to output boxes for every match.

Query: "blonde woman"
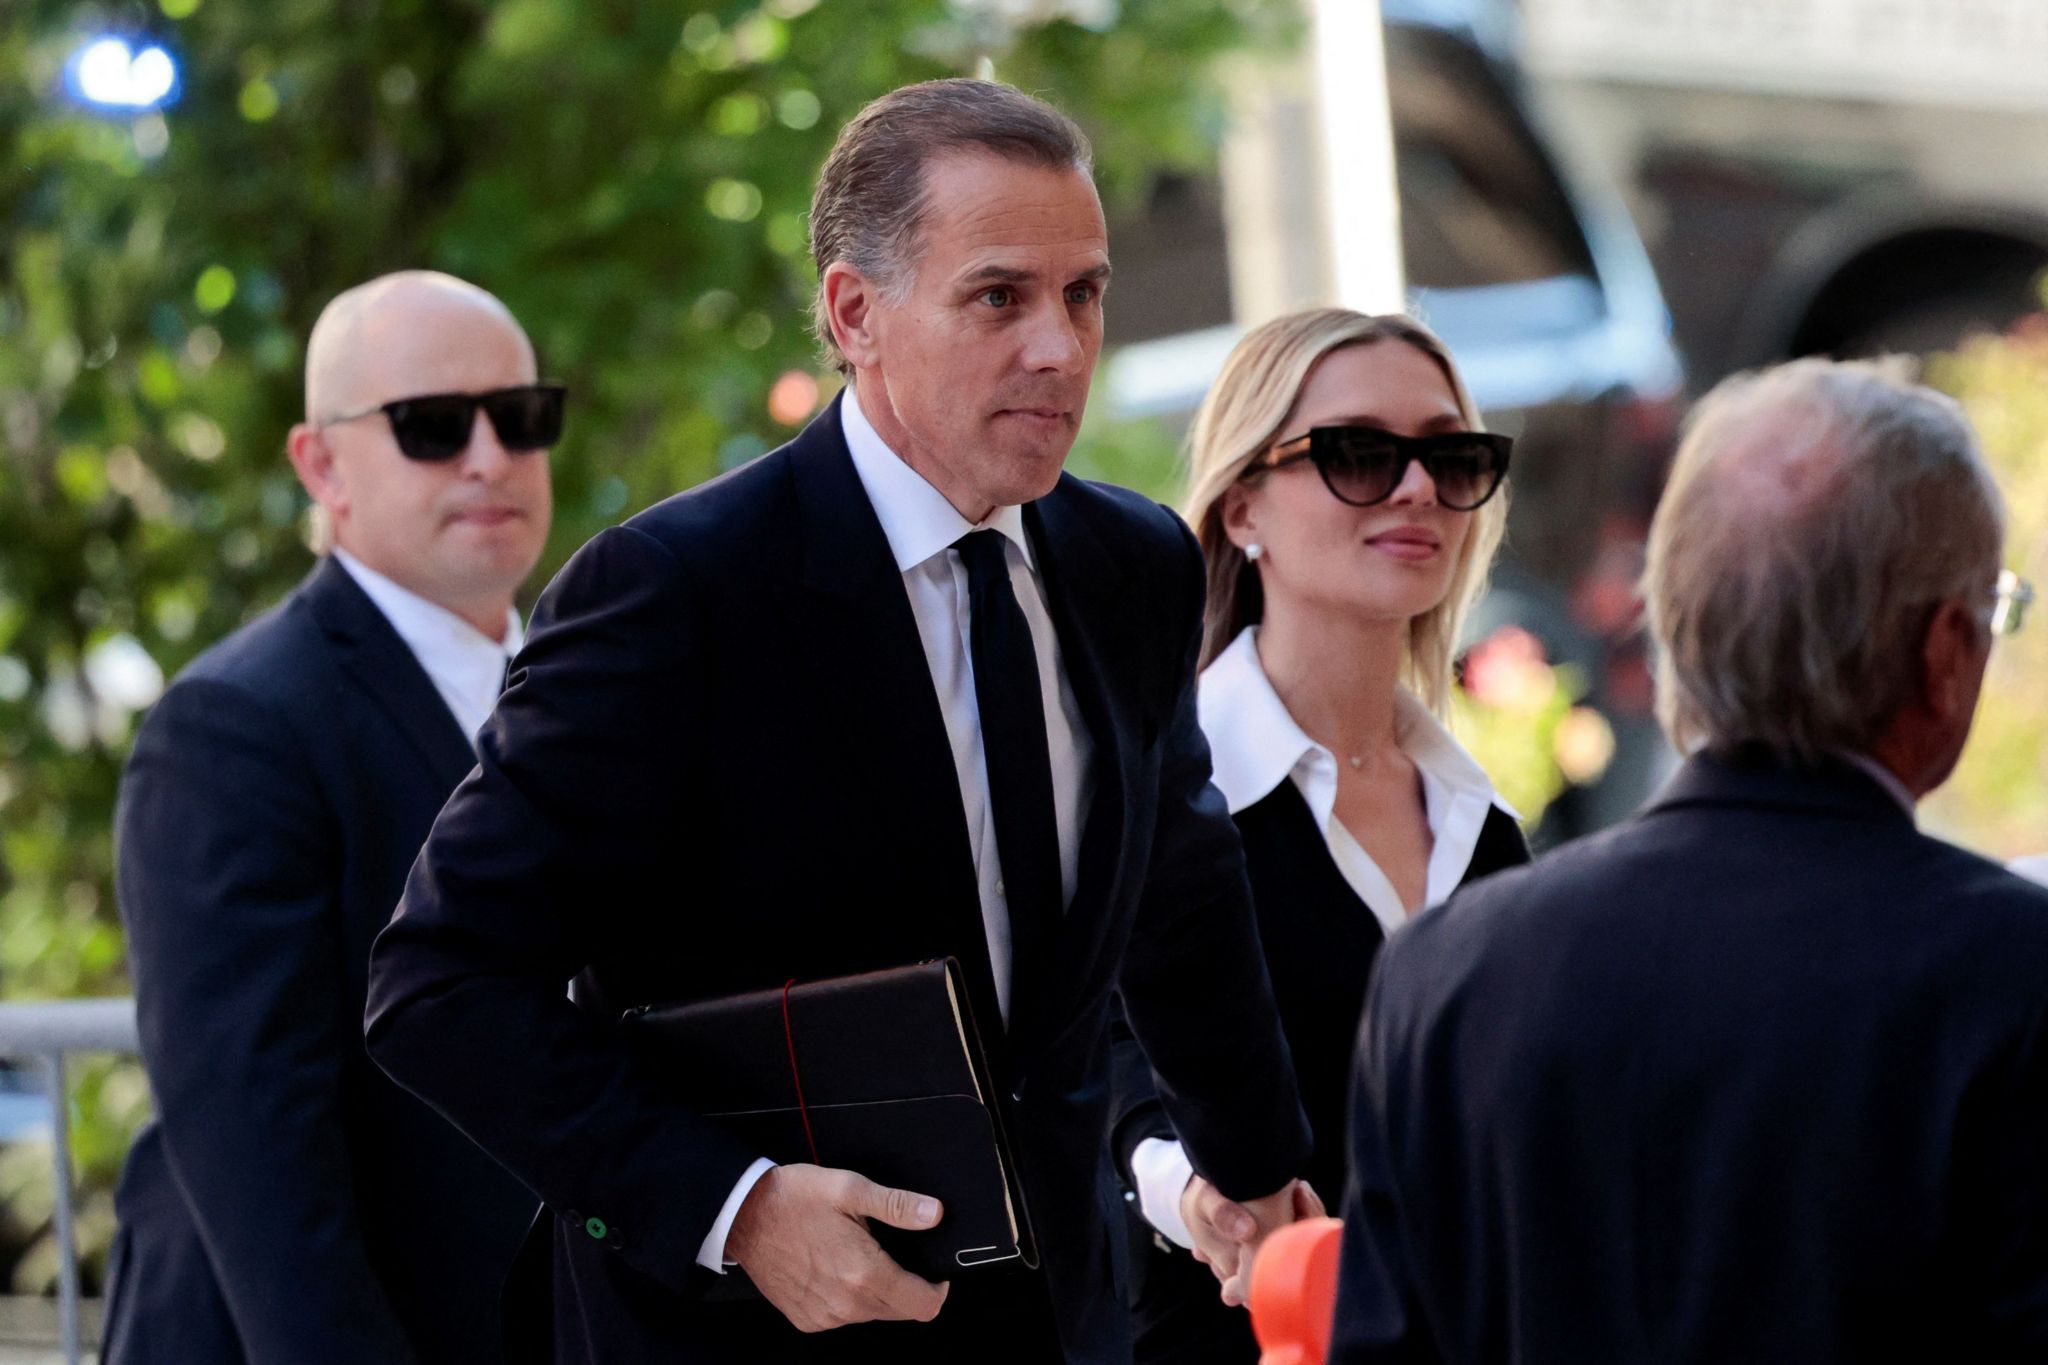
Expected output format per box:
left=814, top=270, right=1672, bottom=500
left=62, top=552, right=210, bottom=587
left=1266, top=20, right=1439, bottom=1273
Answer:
left=1108, top=310, right=1528, bottom=1363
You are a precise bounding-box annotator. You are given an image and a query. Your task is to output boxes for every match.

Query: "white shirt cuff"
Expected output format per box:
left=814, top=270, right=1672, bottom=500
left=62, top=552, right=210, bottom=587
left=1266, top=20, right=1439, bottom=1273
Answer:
left=696, top=1157, right=776, bottom=1273
left=1131, top=1137, right=1198, bottom=1251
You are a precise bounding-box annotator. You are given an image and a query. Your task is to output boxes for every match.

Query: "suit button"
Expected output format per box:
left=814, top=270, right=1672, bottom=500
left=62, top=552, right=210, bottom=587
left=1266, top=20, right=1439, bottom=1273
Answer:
left=996, top=879, right=1006, bottom=897
left=584, top=1216, right=608, bottom=1240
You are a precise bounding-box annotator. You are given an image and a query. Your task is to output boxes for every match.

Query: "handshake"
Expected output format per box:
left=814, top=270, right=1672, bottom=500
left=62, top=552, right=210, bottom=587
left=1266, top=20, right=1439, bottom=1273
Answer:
left=1180, top=1174, right=1326, bottom=1307
left=725, top=1163, right=1322, bottom=1333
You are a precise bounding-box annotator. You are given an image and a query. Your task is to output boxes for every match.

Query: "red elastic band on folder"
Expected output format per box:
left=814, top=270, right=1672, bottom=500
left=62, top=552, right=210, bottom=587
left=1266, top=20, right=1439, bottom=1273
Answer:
left=780, top=979, right=821, bottom=1165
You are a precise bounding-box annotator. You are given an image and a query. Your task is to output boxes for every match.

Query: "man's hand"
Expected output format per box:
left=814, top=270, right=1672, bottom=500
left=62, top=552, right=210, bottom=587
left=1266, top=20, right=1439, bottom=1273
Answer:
left=1182, top=1175, right=1325, bottom=1307
left=1216, top=1180, right=1325, bottom=1307
left=724, top=1164, right=951, bottom=1333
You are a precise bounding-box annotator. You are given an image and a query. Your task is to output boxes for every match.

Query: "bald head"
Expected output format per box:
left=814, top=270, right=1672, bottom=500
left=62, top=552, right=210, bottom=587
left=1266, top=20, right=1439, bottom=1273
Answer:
left=288, top=270, right=553, bottom=640
left=305, top=271, right=535, bottom=423
left=1644, top=357, right=2003, bottom=767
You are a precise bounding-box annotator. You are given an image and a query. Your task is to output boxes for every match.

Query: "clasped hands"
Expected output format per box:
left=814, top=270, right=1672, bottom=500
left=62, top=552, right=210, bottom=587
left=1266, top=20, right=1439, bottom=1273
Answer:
left=1181, top=1173, right=1325, bottom=1307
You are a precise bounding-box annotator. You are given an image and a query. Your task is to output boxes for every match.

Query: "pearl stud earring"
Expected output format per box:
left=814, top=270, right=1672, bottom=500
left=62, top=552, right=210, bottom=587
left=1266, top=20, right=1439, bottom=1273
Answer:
left=1245, top=543, right=1265, bottom=562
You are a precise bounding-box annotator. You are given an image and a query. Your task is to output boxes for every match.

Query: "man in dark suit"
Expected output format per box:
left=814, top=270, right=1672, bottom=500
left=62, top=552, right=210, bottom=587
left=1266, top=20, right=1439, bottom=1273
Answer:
left=104, top=271, right=551, bottom=1363
left=365, top=79, right=1314, bottom=1364
left=1332, top=357, right=2048, bottom=1362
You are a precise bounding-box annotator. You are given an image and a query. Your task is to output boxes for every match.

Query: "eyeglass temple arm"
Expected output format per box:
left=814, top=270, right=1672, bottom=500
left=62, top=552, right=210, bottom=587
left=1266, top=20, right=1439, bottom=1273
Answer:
left=315, top=401, right=388, bottom=427
left=1259, top=435, right=1315, bottom=469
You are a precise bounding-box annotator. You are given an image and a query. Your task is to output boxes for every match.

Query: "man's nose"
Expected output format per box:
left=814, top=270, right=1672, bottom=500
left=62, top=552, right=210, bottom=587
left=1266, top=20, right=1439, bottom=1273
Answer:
left=1021, top=300, right=1086, bottom=374
left=458, top=407, right=513, bottom=477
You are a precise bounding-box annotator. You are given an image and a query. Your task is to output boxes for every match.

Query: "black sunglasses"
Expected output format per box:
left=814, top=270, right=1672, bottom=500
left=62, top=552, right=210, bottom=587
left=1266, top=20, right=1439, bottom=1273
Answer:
left=1256, top=425, right=1511, bottom=512
left=321, top=383, right=566, bottom=462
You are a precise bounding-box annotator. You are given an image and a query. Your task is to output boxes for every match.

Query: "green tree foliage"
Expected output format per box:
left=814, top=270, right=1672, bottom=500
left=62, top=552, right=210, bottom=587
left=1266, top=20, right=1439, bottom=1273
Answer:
left=1921, top=315, right=2048, bottom=859
left=1, top=0, right=1295, bottom=1291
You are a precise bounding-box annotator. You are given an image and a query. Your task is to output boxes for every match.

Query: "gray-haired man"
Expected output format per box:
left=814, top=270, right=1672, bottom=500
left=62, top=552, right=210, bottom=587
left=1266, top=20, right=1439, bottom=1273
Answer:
left=1332, top=357, right=2048, bottom=1362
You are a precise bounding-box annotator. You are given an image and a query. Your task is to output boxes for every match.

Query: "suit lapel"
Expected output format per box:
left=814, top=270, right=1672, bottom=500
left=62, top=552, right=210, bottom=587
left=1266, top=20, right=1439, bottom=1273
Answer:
left=1020, top=485, right=1135, bottom=1056
left=302, top=556, right=478, bottom=795
left=786, top=399, right=1000, bottom=1034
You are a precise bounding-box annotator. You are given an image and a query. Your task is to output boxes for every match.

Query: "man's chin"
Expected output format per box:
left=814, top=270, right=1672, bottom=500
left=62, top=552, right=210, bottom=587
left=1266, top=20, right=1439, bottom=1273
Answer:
left=988, top=467, right=1066, bottom=510
left=438, top=535, right=544, bottom=592
left=985, top=431, right=1078, bottom=504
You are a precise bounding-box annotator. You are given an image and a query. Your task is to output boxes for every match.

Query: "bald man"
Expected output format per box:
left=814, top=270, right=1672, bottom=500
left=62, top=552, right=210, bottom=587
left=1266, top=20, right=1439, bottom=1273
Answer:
left=102, top=272, right=551, bottom=1365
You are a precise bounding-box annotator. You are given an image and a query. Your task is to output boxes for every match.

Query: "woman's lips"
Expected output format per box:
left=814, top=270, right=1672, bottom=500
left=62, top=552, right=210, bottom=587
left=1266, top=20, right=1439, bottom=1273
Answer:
left=1365, top=527, right=1441, bottom=561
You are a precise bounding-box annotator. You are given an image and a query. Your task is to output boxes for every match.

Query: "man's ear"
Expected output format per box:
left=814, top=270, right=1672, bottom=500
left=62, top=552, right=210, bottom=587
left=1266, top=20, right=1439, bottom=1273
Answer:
left=822, top=262, right=883, bottom=370
left=1918, top=597, right=1983, bottom=723
left=287, top=423, right=348, bottom=522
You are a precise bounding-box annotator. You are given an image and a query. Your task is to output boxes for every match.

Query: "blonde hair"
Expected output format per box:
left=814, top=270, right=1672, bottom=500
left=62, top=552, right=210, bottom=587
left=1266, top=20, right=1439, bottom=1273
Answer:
left=1643, top=356, right=2003, bottom=763
left=1181, top=309, right=1508, bottom=713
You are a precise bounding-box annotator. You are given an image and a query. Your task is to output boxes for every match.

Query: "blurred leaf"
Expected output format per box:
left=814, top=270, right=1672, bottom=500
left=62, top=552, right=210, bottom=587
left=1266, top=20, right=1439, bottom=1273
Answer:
left=1921, top=315, right=2048, bottom=859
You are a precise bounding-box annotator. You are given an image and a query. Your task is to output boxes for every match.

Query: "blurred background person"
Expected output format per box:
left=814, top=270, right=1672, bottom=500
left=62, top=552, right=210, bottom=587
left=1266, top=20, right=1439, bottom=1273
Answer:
left=1107, top=309, right=1525, bottom=1364
left=102, top=271, right=551, bottom=1364
left=1333, top=357, right=2048, bottom=1363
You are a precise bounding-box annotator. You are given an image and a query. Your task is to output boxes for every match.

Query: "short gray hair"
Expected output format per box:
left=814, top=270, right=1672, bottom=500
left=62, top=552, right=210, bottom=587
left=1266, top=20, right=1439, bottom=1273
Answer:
left=808, top=78, right=1092, bottom=375
left=1643, top=356, right=2004, bottom=763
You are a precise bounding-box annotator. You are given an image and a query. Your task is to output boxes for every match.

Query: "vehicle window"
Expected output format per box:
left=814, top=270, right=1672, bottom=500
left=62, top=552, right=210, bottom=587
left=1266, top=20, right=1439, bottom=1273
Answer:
left=1389, top=23, right=1599, bottom=289
left=1100, top=172, right=1235, bottom=347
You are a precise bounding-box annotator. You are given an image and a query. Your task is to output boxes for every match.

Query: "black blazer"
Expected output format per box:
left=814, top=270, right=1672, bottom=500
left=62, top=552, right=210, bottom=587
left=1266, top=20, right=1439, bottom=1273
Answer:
left=103, top=558, right=536, bottom=1365
left=1334, top=750, right=2048, bottom=1364
left=363, top=396, right=1312, bottom=1365
left=1111, top=780, right=1528, bottom=1365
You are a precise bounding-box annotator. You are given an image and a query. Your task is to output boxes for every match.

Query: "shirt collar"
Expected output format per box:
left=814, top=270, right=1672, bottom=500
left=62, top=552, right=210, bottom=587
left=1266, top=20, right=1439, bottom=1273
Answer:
left=2010, top=853, right=2048, bottom=889
left=1197, top=624, right=1517, bottom=821
left=840, top=385, right=1033, bottom=574
left=1836, top=750, right=1918, bottom=817
left=1397, top=681, right=1521, bottom=824
left=1198, top=627, right=1321, bottom=815
left=331, top=546, right=521, bottom=677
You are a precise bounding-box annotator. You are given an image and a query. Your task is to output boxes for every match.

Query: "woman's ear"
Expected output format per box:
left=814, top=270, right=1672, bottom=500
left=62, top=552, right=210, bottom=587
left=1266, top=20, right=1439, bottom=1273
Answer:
left=1220, top=481, right=1259, bottom=552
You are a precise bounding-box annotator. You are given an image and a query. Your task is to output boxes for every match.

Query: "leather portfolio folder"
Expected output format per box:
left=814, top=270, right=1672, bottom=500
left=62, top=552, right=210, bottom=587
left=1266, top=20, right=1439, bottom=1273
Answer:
left=621, top=958, right=1036, bottom=1284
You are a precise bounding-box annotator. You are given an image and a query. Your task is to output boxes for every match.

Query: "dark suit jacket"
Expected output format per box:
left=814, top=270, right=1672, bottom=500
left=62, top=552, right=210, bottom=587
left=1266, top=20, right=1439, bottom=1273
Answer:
left=1111, top=782, right=1528, bottom=1365
left=363, top=396, right=1312, bottom=1365
left=104, top=558, right=536, bottom=1365
left=1334, top=749, right=2048, bottom=1364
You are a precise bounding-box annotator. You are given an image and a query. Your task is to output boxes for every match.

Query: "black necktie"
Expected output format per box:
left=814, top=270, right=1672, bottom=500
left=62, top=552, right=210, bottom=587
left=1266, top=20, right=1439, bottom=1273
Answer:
left=955, top=529, right=1062, bottom=1017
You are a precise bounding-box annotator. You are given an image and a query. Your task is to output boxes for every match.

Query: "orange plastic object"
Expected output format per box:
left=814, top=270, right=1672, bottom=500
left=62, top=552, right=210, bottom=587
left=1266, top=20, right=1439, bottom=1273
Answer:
left=1248, top=1216, right=1345, bottom=1365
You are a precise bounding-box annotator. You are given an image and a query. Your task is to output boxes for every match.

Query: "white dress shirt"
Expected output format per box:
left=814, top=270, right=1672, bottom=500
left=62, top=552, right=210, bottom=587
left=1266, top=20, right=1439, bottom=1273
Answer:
left=2008, top=853, right=2048, bottom=888
left=694, top=388, right=1096, bottom=1272
left=1132, top=624, right=1514, bottom=1249
left=331, top=548, right=521, bottom=747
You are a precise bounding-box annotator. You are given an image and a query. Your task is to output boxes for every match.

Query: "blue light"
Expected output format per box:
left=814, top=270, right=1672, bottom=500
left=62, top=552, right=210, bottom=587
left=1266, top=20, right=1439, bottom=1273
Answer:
left=68, top=36, right=179, bottom=111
